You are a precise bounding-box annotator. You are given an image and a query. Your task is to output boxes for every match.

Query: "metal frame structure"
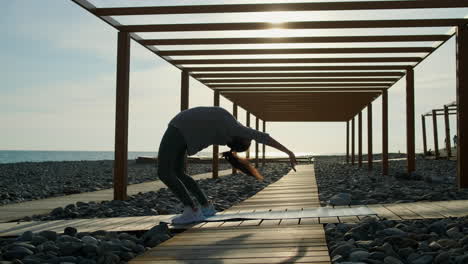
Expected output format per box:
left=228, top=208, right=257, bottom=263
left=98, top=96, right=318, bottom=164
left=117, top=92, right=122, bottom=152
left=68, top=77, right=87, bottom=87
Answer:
left=71, top=0, right=468, bottom=199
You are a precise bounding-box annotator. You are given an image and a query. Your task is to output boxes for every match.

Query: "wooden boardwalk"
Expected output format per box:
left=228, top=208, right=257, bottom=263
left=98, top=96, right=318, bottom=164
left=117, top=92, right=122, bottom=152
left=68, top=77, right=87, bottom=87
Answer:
left=0, top=169, right=232, bottom=222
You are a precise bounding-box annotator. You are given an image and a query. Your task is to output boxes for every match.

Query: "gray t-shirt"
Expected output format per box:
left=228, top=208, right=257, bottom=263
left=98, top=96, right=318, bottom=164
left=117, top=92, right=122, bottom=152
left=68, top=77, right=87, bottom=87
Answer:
left=169, top=106, right=269, bottom=155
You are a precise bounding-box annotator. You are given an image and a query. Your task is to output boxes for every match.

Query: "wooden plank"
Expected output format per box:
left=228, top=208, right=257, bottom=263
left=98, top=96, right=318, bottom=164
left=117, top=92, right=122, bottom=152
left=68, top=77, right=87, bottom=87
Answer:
left=96, top=1, right=468, bottom=16
left=366, top=204, right=402, bottom=220
left=118, top=19, right=468, bottom=32
left=457, top=24, right=468, bottom=188
left=160, top=47, right=433, bottom=56
left=211, top=83, right=390, bottom=88
left=300, top=218, right=320, bottom=225
left=382, top=89, right=389, bottom=175
left=382, top=204, right=423, bottom=219
left=205, top=77, right=399, bottom=83
left=131, top=256, right=331, bottom=264
left=142, top=35, right=450, bottom=45
left=319, top=217, right=340, bottom=224
left=194, top=72, right=405, bottom=78
left=185, top=65, right=407, bottom=72
left=172, top=58, right=421, bottom=65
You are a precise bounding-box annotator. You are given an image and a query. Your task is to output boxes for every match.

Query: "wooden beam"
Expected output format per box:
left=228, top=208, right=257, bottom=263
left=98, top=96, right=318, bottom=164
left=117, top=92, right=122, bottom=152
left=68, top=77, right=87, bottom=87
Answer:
left=142, top=35, right=450, bottom=45
left=193, top=72, right=405, bottom=78
left=382, top=89, right=389, bottom=176
left=422, top=115, right=428, bottom=155
left=171, top=57, right=422, bottom=65
left=205, top=78, right=399, bottom=83
left=232, top=103, right=238, bottom=174
left=114, top=32, right=131, bottom=201
left=213, top=90, right=220, bottom=179
left=358, top=111, right=363, bottom=167
left=96, top=1, right=468, bottom=16
left=432, top=110, right=440, bottom=159
left=424, top=112, right=458, bottom=117
left=346, top=121, right=350, bottom=164
left=255, top=117, right=259, bottom=168
left=444, top=105, right=452, bottom=158
left=210, top=83, right=391, bottom=88
left=456, top=24, right=468, bottom=188
left=160, top=47, right=433, bottom=56
left=367, top=103, right=373, bottom=170
left=185, top=66, right=408, bottom=72
left=262, top=120, right=266, bottom=167
left=219, top=88, right=386, bottom=93
left=246, top=112, right=251, bottom=159
left=118, top=19, right=468, bottom=32
left=181, top=70, right=189, bottom=111
left=352, top=117, right=355, bottom=165
left=406, top=67, right=416, bottom=173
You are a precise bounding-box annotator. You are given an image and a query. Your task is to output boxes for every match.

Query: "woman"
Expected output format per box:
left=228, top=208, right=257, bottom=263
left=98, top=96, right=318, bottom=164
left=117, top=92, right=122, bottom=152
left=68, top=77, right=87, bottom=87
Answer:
left=158, top=106, right=297, bottom=224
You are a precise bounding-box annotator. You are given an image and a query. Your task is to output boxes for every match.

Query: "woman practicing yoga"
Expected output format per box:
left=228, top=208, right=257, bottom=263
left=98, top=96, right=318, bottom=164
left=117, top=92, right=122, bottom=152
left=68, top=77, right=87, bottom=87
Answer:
left=158, top=106, right=297, bottom=224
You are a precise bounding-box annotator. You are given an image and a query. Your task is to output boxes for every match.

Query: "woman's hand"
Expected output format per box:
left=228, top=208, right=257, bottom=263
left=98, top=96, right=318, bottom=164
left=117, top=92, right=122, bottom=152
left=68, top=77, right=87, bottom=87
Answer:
left=288, top=151, right=297, bottom=172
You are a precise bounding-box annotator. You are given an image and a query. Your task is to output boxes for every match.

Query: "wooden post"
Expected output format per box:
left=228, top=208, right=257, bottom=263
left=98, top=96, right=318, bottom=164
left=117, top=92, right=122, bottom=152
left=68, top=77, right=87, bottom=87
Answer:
left=262, top=120, right=266, bottom=166
left=422, top=115, right=428, bottom=155
left=382, top=89, right=389, bottom=176
left=358, top=111, right=363, bottom=167
left=255, top=117, right=259, bottom=168
left=346, top=121, right=350, bottom=164
left=367, top=103, right=373, bottom=170
left=180, top=70, right=189, bottom=111
left=444, top=105, right=452, bottom=158
left=113, top=32, right=131, bottom=201
left=232, top=103, right=238, bottom=174
left=406, top=67, right=416, bottom=173
left=213, top=90, right=220, bottom=178
left=181, top=70, right=189, bottom=172
left=456, top=24, right=468, bottom=188
left=351, top=117, right=355, bottom=165
left=432, top=110, right=440, bottom=159
left=246, top=112, right=251, bottom=159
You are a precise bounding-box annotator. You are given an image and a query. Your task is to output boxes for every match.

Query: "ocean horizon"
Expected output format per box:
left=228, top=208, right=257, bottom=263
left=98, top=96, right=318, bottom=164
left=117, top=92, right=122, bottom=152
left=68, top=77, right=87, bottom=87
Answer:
left=0, top=150, right=319, bottom=164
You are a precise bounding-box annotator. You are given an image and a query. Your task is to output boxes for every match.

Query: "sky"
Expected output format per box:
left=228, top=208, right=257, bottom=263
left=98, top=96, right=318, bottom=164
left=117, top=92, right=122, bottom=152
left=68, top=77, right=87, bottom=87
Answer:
left=0, top=1, right=465, bottom=155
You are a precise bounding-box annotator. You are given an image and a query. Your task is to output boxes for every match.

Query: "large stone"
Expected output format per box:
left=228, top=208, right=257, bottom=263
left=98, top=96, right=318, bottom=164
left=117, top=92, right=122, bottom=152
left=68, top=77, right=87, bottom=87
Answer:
left=381, top=228, right=407, bottom=237
left=328, top=193, right=352, bottom=206
left=3, top=247, right=34, bottom=260
left=384, top=256, right=404, bottom=264
left=81, top=236, right=98, bottom=245
left=349, top=250, right=370, bottom=262
left=19, top=231, right=33, bottom=242
left=410, top=255, right=433, bottom=264
left=447, top=226, right=463, bottom=239
left=330, top=244, right=353, bottom=258
left=38, top=230, right=57, bottom=241
left=434, top=252, right=451, bottom=264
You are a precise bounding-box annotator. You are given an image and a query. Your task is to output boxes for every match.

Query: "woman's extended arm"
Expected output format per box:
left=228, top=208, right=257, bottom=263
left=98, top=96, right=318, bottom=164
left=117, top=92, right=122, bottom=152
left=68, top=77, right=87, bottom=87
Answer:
left=264, top=136, right=297, bottom=171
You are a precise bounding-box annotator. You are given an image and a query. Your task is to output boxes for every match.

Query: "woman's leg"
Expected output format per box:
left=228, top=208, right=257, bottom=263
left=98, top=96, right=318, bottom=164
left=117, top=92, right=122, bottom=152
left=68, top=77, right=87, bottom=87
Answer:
left=174, top=146, right=210, bottom=206
left=157, top=126, right=195, bottom=208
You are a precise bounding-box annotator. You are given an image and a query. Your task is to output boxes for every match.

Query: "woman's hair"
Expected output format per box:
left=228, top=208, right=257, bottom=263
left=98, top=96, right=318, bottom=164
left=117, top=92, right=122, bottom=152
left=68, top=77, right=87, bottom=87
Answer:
left=227, top=137, right=251, bottom=153
left=222, top=151, right=263, bottom=181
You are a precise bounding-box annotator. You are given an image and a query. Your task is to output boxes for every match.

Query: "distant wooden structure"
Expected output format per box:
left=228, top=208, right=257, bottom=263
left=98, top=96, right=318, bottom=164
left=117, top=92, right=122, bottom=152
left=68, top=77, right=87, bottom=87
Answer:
left=70, top=0, right=468, bottom=199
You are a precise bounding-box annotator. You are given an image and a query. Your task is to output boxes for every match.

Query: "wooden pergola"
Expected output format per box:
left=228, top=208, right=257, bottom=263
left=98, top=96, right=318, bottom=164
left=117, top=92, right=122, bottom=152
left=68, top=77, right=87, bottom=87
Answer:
left=422, top=102, right=458, bottom=159
left=71, top=0, right=468, bottom=200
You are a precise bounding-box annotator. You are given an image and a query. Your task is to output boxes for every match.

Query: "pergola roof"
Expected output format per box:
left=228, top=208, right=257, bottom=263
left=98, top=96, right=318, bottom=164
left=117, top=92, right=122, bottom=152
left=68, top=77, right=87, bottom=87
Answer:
left=73, top=0, right=468, bottom=122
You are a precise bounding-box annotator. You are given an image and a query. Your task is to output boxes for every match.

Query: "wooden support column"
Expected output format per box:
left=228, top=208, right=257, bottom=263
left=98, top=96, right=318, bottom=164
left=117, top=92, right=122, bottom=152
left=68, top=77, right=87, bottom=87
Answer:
left=232, top=103, right=238, bottom=174
left=246, top=112, right=251, bottom=159
left=422, top=115, right=428, bottom=155
left=351, top=117, right=355, bottom=165
left=113, top=32, right=131, bottom=201
left=456, top=24, right=468, bottom=188
left=367, top=103, right=373, bottom=170
left=406, top=67, right=416, bottom=173
left=255, top=117, right=259, bottom=168
left=358, top=111, right=363, bottom=167
left=346, top=121, right=350, bottom=164
left=213, top=90, right=220, bottom=178
left=432, top=110, right=440, bottom=159
left=180, top=70, right=189, bottom=111
left=444, top=105, right=452, bottom=158
left=262, top=120, right=266, bottom=166
left=382, top=89, right=389, bottom=176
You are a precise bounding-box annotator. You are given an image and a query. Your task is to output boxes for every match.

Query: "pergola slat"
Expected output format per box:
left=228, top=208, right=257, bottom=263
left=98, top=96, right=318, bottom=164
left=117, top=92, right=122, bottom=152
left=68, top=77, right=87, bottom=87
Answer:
left=218, top=88, right=386, bottom=92
left=96, top=1, right=468, bottom=16
left=208, top=83, right=391, bottom=88
left=118, top=19, right=468, bottom=32
left=171, top=57, right=422, bottom=64
left=160, top=47, right=433, bottom=56
left=185, top=65, right=408, bottom=72
left=193, top=72, right=405, bottom=78
left=203, top=77, right=398, bottom=83
left=142, top=35, right=450, bottom=45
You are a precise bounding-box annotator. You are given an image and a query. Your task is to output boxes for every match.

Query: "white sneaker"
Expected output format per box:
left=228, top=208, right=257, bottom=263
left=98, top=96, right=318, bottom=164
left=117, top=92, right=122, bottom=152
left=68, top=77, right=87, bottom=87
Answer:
left=201, top=203, right=217, bottom=217
left=172, top=206, right=205, bottom=225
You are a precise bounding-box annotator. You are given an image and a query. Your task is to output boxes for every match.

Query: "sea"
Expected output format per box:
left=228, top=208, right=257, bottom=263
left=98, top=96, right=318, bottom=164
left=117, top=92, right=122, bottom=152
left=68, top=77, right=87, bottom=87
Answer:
left=0, top=150, right=316, bottom=164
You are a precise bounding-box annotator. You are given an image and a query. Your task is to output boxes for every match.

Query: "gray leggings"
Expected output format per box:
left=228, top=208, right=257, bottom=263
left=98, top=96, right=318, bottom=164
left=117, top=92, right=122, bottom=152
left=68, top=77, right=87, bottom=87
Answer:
left=157, top=125, right=209, bottom=208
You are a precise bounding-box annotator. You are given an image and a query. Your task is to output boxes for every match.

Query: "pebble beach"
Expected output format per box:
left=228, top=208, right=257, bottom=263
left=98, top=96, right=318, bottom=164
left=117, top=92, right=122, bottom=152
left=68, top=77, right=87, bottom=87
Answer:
left=2, top=155, right=468, bottom=264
